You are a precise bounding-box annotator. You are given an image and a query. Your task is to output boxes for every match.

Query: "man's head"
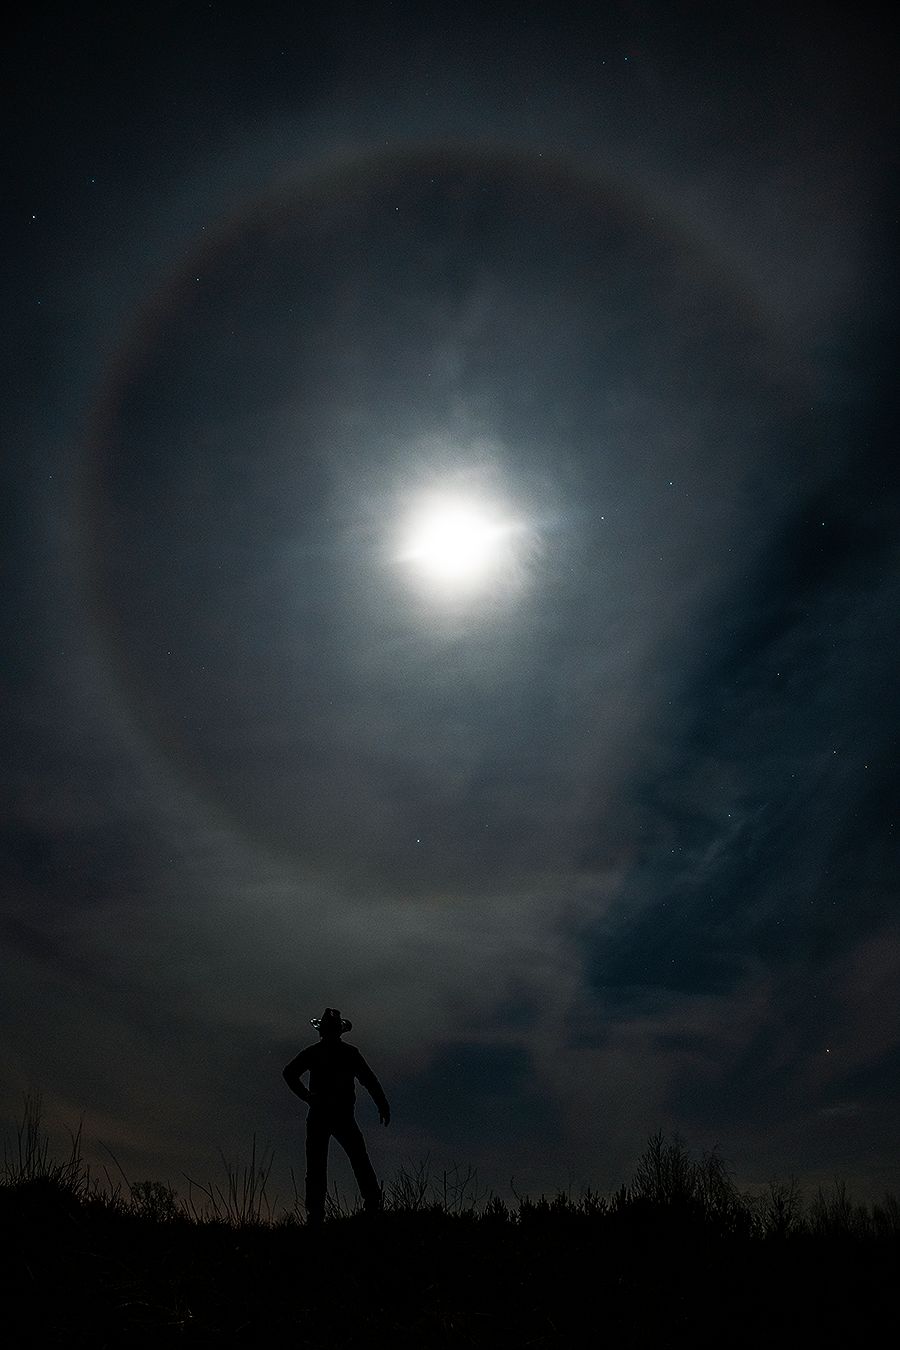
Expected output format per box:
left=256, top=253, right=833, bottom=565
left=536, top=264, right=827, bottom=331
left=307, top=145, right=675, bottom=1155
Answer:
left=311, top=1008, right=352, bottom=1039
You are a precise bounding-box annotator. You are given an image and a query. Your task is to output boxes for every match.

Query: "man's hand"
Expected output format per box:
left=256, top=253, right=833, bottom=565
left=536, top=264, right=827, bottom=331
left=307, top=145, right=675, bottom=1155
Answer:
left=379, top=1104, right=391, bottom=1126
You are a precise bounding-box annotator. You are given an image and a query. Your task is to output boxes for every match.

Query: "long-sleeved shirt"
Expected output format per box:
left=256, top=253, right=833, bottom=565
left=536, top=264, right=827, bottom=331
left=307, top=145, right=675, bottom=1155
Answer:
left=283, top=1038, right=390, bottom=1116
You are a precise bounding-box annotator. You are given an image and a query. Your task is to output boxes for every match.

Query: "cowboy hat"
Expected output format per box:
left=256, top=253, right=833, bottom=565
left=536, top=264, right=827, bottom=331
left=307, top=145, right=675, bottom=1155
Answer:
left=310, top=1007, right=352, bottom=1034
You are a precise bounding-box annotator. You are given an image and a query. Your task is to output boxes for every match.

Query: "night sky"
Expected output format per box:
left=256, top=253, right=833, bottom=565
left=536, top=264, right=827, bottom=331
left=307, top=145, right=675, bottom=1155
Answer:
left=3, top=2, right=897, bottom=1205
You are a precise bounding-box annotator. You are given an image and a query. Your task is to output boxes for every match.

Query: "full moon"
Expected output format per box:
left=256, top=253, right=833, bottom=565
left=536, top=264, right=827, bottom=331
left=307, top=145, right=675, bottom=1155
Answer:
left=398, top=494, right=521, bottom=593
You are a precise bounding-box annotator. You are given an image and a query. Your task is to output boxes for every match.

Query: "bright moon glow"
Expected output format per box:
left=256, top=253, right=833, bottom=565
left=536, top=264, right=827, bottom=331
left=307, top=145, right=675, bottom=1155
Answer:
left=399, top=494, right=520, bottom=592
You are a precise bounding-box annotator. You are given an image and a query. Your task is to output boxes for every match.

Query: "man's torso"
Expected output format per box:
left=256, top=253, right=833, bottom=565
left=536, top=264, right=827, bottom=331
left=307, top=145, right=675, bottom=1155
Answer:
left=305, top=1039, right=361, bottom=1110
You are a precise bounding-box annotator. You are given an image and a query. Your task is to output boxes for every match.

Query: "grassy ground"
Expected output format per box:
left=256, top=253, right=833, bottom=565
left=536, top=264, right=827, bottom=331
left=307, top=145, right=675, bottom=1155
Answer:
left=2, top=1099, right=897, bottom=1347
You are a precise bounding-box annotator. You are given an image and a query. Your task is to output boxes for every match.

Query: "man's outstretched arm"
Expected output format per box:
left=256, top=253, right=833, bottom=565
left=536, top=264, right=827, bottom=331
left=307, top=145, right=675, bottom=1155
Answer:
left=355, top=1051, right=391, bottom=1124
left=283, top=1047, right=314, bottom=1103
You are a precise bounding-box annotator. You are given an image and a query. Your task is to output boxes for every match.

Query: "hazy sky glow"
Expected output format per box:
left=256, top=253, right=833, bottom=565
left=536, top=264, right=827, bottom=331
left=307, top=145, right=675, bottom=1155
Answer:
left=2, top=1, right=897, bottom=1207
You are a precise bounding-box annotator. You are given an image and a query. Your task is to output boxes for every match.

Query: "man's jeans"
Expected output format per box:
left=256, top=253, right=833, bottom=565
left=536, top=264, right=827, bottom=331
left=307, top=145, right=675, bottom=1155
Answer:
left=305, top=1106, right=381, bottom=1223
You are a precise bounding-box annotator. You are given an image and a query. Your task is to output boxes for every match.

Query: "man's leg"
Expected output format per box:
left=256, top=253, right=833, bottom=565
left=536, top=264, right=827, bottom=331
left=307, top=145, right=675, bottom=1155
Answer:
left=305, top=1111, right=330, bottom=1226
left=333, top=1115, right=382, bottom=1213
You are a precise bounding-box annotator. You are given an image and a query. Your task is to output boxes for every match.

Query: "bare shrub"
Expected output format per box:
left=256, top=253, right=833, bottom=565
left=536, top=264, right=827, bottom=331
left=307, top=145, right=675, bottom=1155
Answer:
left=757, top=1176, right=803, bottom=1237
left=872, top=1192, right=900, bottom=1238
left=627, top=1132, right=751, bottom=1233
left=129, top=1179, right=182, bottom=1223
left=808, top=1180, right=872, bottom=1238
left=183, top=1135, right=276, bottom=1226
left=630, top=1131, right=696, bottom=1208
left=387, top=1156, right=436, bottom=1213
left=3, top=1091, right=92, bottom=1200
left=438, top=1161, right=486, bottom=1215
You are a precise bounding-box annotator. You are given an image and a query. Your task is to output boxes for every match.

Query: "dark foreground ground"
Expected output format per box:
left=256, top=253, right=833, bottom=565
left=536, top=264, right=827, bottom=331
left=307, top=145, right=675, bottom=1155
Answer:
left=2, top=1180, right=896, bottom=1348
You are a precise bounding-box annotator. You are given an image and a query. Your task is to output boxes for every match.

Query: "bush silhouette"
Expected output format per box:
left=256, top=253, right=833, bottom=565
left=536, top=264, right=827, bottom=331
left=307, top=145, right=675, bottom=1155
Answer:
left=2, top=1097, right=898, bottom=1347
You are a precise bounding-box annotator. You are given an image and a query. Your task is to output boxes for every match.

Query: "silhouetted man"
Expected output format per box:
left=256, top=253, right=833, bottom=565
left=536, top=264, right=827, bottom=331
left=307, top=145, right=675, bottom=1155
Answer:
left=283, top=1007, right=390, bottom=1226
